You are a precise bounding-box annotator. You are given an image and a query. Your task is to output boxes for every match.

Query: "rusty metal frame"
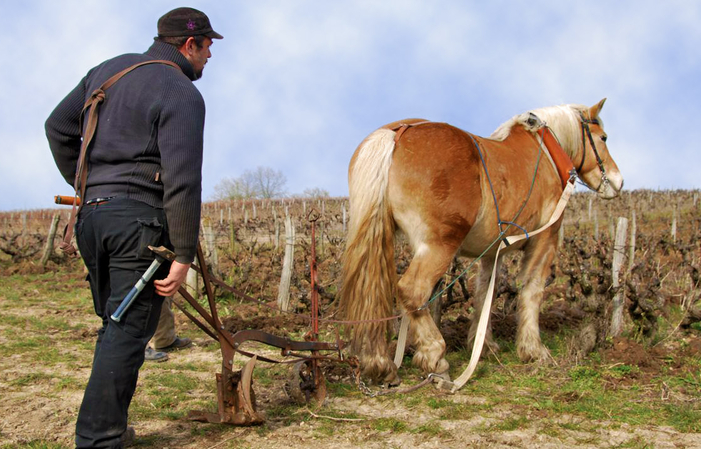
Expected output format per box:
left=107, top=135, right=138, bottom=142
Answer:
left=176, top=211, right=350, bottom=425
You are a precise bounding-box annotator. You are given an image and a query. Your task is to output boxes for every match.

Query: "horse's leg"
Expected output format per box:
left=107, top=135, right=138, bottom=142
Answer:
left=515, top=232, right=558, bottom=362
left=467, top=255, right=500, bottom=354
left=397, top=244, right=454, bottom=376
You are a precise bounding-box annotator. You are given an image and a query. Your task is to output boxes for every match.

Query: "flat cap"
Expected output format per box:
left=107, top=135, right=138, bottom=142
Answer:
left=158, top=7, right=223, bottom=39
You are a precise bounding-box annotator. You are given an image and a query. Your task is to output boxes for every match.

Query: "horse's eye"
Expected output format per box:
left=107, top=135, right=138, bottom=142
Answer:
left=601, top=135, right=608, bottom=143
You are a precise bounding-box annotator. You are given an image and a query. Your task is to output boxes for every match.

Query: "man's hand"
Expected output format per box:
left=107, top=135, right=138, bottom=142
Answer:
left=154, top=261, right=191, bottom=297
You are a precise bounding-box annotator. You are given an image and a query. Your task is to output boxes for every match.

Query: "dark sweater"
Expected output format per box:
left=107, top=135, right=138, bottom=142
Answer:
left=46, top=41, right=204, bottom=264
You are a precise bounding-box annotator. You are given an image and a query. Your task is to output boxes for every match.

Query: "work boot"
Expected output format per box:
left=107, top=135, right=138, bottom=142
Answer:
left=121, top=426, right=136, bottom=447
left=144, top=346, right=169, bottom=362
left=156, top=336, right=192, bottom=352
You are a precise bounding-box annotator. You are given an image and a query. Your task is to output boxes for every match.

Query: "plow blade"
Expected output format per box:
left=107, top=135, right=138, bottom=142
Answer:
left=189, top=356, right=264, bottom=426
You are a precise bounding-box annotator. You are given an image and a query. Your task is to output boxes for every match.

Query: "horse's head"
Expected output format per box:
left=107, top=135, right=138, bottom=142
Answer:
left=575, top=99, right=623, bottom=199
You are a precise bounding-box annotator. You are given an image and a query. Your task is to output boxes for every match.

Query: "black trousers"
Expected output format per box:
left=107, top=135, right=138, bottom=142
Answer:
left=75, top=198, right=170, bottom=449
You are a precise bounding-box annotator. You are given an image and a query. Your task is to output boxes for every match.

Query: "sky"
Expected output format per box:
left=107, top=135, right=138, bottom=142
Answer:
left=1, top=0, right=699, bottom=211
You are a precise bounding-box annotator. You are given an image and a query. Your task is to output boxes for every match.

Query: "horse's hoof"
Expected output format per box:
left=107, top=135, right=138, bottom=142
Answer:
left=432, top=376, right=456, bottom=393
left=517, top=344, right=551, bottom=364
left=385, top=375, right=402, bottom=388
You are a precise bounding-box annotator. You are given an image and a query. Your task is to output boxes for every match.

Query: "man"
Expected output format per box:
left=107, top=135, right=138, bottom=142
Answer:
left=45, top=7, right=222, bottom=448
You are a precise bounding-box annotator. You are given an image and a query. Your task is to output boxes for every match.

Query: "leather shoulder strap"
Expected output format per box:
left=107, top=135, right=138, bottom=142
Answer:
left=60, top=60, right=182, bottom=255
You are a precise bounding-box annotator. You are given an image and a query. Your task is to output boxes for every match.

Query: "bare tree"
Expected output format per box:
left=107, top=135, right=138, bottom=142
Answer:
left=301, top=187, right=330, bottom=198
left=245, top=166, right=287, bottom=199
left=211, top=176, right=256, bottom=200
left=212, top=166, right=287, bottom=200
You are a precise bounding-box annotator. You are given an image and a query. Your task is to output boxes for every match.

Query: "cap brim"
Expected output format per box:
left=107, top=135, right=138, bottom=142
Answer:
left=205, top=30, right=224, bottom=39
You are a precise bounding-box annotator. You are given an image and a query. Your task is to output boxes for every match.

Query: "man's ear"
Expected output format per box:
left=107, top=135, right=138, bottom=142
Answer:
left=180, top=37, right=196, bottom=55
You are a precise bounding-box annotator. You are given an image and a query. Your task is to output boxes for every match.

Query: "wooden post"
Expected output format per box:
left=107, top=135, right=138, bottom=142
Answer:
left=319, top=221, right=325, bottom=256
left=275, top=217, right=280, bottom=251
left=202, top=218, right=219, bottom=274
left=628, top=210, right=637, bottom=273
left=277, top=215, right=295, bottom=312
left=671, top=206, right=677, bottom=243
left=40, top=213, right=61, bottom=266
left=244, top=208, right=249, bottom=225
left=186, top=265, right=199, bottom=300
left=253, top=202, right=257, bottom=219
left=593, top=209, right=599, bottom=240
left=609, top=217, right=629, bottom=337
left=342, top=204, right=347, bottom=233
left=219, top=209, right=223, bottom=225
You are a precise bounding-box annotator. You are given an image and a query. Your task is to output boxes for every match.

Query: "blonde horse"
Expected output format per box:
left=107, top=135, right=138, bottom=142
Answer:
left=339, top=99, right=623, bottom=383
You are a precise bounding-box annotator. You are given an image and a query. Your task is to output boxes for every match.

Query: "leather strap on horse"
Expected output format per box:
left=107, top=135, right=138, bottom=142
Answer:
left=59, top=60, right=181, bottom=255
left=392, top=121, right=434, bottom=145
left=540, top=127, right=575, bottom=189
left=443, top=179, right=575, bottom=393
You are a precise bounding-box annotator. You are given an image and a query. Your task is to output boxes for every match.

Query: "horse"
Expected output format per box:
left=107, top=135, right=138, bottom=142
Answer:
left=338, top=99, right=623, bottom=384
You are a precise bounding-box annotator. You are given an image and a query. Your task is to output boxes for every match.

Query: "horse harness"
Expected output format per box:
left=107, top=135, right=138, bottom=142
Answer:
left=578, top=115, right=611, bottom=192
left=389, top=115, right=582, bottom=393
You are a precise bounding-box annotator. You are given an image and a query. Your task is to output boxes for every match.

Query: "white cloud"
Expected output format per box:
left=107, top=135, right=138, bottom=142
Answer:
left=1, top=0, right=699, bottom=210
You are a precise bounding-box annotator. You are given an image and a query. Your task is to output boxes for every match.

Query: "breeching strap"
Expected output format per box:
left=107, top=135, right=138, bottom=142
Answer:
left=59, top=60, right=181, bottom=255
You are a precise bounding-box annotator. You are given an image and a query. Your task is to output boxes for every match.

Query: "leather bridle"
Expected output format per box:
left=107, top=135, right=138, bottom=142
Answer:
left=577, top=114, right=610, bottom=192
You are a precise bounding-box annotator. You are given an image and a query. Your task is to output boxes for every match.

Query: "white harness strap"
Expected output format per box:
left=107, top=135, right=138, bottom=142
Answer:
left=446, top=179, right=575, bottom=392
left=393, top=314, right=410, bottom=368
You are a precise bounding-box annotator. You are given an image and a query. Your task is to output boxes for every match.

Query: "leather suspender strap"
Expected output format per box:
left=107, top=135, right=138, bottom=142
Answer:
left=60, top=59, right=181, bottom=255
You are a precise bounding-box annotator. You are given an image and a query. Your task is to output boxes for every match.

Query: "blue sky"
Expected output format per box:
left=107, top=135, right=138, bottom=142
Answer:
left=1, top=0, right=699, bottom=211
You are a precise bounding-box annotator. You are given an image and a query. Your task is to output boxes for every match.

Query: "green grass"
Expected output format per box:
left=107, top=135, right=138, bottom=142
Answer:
left=1, top=443, right=69, bottom=449
left=410, top=421, right=446, bottom=437
left=8, top=372, right=54, bottom=387
left=371, top=417, right=408, bottom=433
left=489, top=416, right=529, bottom=432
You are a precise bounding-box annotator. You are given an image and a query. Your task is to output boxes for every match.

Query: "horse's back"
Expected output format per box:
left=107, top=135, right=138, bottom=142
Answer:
left=386, top=121, right=484, bottom=250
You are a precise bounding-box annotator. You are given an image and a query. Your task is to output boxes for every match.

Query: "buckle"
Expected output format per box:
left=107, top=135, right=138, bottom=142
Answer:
left=85, top=196, right=115, bottom=205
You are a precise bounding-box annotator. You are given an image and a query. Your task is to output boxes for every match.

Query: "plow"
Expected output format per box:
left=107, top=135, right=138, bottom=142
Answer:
left=161, top=212, right=356, bottom=425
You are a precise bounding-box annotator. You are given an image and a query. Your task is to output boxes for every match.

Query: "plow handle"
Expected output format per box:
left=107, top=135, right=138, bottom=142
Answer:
left=54, top=195, right=81, bottom=206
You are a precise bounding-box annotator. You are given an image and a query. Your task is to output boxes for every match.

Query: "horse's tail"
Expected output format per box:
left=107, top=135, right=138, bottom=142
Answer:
left=338, top=128, right=398, bottom=381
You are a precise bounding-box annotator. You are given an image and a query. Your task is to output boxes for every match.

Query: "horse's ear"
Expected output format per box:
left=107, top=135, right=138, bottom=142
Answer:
left=589, top=98, right=607, bottom=118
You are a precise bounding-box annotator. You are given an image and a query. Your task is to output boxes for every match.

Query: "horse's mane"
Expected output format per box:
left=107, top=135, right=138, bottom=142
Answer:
left=489, top=104, right=600, bottom=160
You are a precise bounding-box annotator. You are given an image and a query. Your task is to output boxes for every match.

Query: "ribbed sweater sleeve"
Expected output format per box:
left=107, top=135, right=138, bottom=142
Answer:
left=45, top=75, right=88, bottom=186
left=158, top=72, right=204, bottom=264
